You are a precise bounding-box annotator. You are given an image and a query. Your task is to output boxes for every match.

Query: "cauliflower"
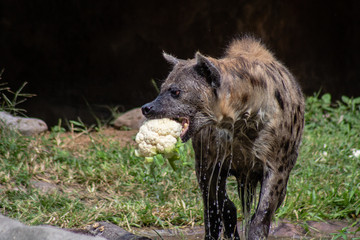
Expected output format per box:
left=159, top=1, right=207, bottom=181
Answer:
left=135, top=118, right=183, bottom=160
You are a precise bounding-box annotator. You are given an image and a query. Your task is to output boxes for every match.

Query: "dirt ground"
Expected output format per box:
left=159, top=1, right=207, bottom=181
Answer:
left=84, top=219, right=360, bottom=240
left=51, top=127, right=138, bottom=150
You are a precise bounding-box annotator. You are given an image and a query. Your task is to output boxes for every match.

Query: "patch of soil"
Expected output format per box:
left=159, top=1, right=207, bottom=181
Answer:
left=132, top=220, right=360, bottom=239
left=73, top=220, right=360, bottom=240
left=49, top=127, right=138, bottom=151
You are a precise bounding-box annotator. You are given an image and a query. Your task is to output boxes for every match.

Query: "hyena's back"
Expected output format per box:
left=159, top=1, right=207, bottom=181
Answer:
left=208, top=37, right=305, bottom=169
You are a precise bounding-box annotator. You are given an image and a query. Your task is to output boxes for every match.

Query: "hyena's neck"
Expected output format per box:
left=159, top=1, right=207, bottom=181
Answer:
left=212, top=80, right=269, bottom=129
left=211, top=102, right=268, bottom=142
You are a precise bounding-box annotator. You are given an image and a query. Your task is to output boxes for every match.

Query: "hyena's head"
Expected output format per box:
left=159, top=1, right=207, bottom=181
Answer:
left=142, top=52, right=220, bottom=142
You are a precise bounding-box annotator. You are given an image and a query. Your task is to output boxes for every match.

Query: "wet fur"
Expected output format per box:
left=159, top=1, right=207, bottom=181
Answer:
left=142, top=37, right=305, bottom=239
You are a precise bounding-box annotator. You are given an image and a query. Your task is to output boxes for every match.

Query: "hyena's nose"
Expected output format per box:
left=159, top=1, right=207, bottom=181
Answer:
left=141, top=103, right=154, bottom=117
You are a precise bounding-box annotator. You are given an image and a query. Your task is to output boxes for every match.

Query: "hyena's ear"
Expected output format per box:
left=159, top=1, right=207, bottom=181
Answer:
left=163, top=52, right=180, bottom=65
left=195, top=52, right=221, bottom=89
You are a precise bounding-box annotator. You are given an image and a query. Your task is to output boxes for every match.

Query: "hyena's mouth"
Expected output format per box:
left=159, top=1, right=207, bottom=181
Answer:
left=175, top=117, right=190, bottom=141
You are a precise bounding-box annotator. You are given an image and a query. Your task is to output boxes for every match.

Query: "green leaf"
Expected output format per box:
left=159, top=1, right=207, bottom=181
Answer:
left=321, top=93, right=331, bottom=104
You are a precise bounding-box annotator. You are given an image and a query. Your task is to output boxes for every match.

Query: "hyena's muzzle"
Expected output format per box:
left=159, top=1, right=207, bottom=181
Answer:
left=141, top=93, right=192, bottom=142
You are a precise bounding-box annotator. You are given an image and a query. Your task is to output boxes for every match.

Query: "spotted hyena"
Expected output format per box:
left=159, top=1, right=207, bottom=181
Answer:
left=142, top=36, right=305, bottom=240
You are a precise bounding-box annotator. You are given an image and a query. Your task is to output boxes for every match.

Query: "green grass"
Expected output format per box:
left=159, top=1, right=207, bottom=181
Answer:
left=0, top=126, right=202, bottom=228
left=276, top=94, right=360, bottom=221
left=0, top=93, right=359, bottom=233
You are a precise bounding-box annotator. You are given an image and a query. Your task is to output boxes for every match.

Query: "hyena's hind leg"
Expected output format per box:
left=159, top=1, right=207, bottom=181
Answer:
left=248, top=168, right=288, bottom=240
left=236, top=174, right=261, bottom=238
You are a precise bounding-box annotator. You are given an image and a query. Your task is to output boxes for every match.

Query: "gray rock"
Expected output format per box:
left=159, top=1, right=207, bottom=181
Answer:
left=113, top=108, right=145, bottom=130
left=0, top=111, right=48, bottom=135
left=86, top=222, right=151, bottom=240
left=0, top=214, right=105, bottom=240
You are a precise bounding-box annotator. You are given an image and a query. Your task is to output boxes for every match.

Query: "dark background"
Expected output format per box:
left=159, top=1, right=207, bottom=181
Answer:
left=0, top=0, right=359, bottom=126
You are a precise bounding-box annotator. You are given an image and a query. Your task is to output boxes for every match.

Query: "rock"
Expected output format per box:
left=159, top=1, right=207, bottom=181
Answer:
left=113, top=108, right=145, bottom=130
left=86, top=222, right=151, bottom=240
left=0, top=214, right=152, bottom=240
left=0, top=111, right=48, bottom=135
left=0, top=214, right=105, bottom=240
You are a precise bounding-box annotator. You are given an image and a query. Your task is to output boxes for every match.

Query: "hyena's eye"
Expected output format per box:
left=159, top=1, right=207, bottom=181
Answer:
left=170, top=88, right=181, bottom=98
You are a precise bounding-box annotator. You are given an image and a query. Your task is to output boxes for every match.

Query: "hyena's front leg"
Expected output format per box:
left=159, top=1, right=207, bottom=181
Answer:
left=248, top=169, right=287, bottom=239
left=218, top=176, right=241, bottom=240
left=194, top=128, right=240, bottom=240
left=197, top=166, right=222, bottom=240
left=196, top=159, right=240, bottom=240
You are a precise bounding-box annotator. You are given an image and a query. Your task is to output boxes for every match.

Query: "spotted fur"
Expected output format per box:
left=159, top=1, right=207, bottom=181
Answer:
left=142, top=36, right=305, bottom=239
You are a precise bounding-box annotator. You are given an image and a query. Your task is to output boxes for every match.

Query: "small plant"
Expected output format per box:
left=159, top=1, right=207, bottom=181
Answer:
left=0, top=69, right=35, bottom=115
left=51, top=119, right=66, bottom=134
left=67, top=118, right=92, bottom=134
left=331, top=220, right=360, bottom=239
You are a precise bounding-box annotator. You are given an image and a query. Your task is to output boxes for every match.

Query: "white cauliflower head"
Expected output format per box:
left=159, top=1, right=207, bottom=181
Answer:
left=135, top=118, right=182, bottom=158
